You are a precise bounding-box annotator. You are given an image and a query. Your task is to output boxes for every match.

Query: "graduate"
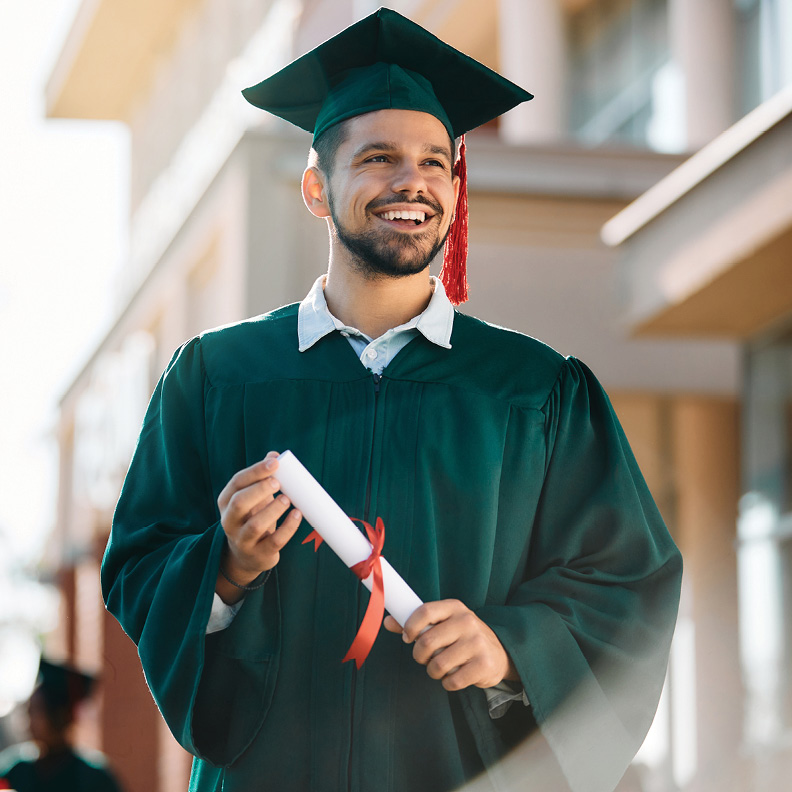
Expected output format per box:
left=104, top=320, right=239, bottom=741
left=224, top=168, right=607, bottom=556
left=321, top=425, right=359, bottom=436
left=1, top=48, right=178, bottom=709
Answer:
left=101, top=8, right=682, bottom=791
left=0, top=660, right=122, bottom=792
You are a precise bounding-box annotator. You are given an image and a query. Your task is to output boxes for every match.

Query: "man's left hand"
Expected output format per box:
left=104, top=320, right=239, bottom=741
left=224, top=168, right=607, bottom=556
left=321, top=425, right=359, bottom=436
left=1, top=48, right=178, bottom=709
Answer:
left=383, top=600, right=519, bottom=691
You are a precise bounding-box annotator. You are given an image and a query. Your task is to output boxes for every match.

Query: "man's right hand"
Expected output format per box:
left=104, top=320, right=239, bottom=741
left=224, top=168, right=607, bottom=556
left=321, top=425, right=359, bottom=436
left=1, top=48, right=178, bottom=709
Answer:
left=215, top=451, right=302, bottom=604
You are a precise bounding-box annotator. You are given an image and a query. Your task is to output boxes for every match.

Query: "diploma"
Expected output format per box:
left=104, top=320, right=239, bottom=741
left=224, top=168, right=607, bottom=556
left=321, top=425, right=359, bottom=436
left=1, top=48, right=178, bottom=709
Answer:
left=276, top=450, right=423, bottom=630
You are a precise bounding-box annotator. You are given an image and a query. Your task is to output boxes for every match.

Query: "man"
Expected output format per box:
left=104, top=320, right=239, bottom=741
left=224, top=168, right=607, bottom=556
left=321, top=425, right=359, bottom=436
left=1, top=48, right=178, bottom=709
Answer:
left=101, top=9, right=682, bottom=792
left=0, top=659, right=123, bottom=792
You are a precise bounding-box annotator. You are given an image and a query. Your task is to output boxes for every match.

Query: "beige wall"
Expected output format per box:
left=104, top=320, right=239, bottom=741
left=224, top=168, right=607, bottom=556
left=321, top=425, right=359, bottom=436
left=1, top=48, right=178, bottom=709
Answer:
left=128, top=0, right=273, bottom=213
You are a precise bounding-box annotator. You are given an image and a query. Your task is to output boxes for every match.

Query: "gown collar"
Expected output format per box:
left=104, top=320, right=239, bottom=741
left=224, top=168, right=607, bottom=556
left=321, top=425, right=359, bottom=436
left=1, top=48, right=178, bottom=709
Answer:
left=297, top=274, right=454, bottom=353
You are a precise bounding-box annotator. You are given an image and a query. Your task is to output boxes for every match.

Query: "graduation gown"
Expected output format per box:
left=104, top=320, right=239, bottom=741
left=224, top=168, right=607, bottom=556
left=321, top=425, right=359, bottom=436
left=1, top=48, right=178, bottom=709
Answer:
left=101, top=305, right=682, bottom=792
left=0, top=745, right=122, bottom=792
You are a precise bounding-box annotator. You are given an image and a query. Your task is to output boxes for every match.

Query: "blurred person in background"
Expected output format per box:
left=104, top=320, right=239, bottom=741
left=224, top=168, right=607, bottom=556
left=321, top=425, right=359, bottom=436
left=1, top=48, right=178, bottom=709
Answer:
left=0, top=659, right=122, bottom=792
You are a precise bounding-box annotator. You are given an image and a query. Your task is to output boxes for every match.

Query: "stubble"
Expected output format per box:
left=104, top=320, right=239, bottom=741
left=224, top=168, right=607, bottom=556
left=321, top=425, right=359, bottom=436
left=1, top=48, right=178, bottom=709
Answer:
left=328, top=194, right=450, bottom=280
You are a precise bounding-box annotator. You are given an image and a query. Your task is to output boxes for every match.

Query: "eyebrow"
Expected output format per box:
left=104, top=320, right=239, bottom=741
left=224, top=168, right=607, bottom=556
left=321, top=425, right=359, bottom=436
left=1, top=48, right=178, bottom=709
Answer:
left=351, top=140, right=453, bottom=161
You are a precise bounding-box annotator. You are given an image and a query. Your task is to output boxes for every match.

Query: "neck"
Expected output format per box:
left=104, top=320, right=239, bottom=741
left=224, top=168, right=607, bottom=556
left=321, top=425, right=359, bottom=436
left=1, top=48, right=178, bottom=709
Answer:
left=37, top=735, right=70, bottom=757
left=323, top=260, right=433, bottom=340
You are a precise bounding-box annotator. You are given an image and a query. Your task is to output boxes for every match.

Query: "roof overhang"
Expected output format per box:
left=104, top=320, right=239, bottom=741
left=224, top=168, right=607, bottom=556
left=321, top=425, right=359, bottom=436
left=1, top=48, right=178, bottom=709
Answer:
left=602, top=85, right=792, bottom=339
left=46, top=0, right=203, bottom=122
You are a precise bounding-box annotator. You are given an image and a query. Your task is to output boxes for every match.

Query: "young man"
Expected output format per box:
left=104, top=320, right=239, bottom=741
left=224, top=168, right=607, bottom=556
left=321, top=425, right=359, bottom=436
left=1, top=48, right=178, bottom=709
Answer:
left=102, top=10, right=682, bottom=792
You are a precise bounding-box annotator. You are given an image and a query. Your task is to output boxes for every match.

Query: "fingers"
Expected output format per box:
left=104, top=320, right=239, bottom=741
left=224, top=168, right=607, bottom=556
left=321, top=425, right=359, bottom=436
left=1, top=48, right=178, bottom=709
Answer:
left=217, top=454, right=280, bottom=512
left=265, top=506, right=303, bottom=549
left=224, top=476, right=285, bottom=533
left=399, top=600, right=511, bottom=690
left=383, top=615, right=403, bottom=634
left=409, top=611, right=474, bottom=664
left=400, top=600, right=461, bottom=643
left=218, top=452, right=305, bottom=579
left=224, top=505, right=303, bottom=579
left=232, top=493, right=292, bottom=550
left=423, top=633, right=495, bottom=691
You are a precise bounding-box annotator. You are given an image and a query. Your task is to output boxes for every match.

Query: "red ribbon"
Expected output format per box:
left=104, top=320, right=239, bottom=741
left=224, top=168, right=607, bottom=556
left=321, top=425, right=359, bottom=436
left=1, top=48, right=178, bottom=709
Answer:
left=303, top=517, right=386, bottom=669
left=302, top=529, right=323, bottom=551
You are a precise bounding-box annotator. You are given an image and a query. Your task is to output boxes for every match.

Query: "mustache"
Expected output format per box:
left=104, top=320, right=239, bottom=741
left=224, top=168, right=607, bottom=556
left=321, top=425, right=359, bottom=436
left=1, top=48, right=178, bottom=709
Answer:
left=366, top=194, right=444, bottom=216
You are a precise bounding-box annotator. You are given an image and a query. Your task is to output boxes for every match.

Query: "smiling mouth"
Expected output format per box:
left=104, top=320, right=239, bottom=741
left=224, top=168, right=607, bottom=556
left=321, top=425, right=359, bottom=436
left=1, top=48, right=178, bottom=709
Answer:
left=374, top=208, right=433, bottom=228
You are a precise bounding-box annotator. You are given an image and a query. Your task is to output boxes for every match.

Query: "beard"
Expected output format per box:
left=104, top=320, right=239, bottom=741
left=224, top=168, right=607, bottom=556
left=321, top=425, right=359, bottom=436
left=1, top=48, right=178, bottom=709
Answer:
left=328, top=194, right=450, bottom=279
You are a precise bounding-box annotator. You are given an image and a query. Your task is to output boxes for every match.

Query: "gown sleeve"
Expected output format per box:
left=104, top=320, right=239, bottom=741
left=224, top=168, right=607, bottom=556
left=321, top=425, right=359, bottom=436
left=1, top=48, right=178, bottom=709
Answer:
left=100, top=338, right=280, bottom=766
left=476, top=356, right=682, bottom=792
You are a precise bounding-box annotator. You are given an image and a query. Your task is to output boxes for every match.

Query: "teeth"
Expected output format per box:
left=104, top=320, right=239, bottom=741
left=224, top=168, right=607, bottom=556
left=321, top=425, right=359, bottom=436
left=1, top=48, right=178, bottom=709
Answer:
left=382, top=210, right=426, bottom=223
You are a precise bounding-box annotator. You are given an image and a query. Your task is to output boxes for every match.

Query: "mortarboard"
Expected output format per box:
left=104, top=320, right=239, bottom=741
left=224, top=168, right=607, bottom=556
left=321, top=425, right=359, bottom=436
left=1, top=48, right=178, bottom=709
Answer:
left=36, top=658, right=97, bottom=721
left=242, top=7, right=533, bottom=304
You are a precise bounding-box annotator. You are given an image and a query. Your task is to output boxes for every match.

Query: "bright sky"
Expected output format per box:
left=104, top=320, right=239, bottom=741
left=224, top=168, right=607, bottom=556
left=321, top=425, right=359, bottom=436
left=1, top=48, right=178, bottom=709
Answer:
left=0, top=0, right=127, bottom=566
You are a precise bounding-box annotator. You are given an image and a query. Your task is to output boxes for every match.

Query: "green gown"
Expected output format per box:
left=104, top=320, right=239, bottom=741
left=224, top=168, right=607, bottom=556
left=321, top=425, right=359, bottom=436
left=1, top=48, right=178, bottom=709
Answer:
left=0, top=744, right=122, bottom=792
left=101, top=305, right=682, bottom=792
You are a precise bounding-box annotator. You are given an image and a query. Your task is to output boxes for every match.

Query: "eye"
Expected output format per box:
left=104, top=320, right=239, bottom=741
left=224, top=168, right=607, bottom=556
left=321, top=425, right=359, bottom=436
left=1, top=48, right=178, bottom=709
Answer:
left=424, top=158, right=447, bottom=169
left=364, top=154, right=390, bottom=163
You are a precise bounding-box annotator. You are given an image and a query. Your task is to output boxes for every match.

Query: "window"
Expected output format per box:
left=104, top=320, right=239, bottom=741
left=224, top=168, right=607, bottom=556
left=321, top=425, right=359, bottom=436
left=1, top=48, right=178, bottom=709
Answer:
left=739, top=324, right=792, bottom=743
left=567, top=0, right=675, bottom=149
left=736, top=0, right=792, bottom=115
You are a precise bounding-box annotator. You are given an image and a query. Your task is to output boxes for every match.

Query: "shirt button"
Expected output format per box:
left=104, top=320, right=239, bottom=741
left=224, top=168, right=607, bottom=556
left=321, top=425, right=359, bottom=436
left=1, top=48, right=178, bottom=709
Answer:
left=365, top=349, right=378, bottom=359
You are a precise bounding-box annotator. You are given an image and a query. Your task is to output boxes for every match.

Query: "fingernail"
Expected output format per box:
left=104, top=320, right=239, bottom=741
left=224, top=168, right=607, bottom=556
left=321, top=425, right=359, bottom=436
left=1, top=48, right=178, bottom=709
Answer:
left=265, top=458, right=276, bottom=469
left=278, top=494, right=289, bottom=505
left=270, top=478, right=280, bottom=489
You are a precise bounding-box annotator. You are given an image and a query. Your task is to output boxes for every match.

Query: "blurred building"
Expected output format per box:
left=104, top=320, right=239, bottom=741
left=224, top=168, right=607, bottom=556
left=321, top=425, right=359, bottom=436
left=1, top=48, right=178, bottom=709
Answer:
left=43, top=1, right=790, bottom=790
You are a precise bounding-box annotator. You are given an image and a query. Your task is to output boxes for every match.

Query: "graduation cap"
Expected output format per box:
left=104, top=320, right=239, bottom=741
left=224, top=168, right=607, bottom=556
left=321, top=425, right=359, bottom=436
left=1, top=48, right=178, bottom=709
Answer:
left=242, top=7, right=533, bottom=305
left=35, top=658, right=97, bottom=723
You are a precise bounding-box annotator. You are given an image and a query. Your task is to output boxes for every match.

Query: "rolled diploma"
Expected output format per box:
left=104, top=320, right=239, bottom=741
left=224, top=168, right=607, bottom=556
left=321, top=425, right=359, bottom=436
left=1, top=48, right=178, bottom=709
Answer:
left=277, top=450, right=423, bottom=628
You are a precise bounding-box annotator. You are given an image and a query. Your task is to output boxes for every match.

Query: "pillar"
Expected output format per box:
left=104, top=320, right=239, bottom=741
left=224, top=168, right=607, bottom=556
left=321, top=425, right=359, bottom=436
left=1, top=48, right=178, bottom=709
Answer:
left=498, top=0, right=567, bottom=144
left=669, top=0, right=735, bottom=148
left=672, top=397, right=745, bottom=791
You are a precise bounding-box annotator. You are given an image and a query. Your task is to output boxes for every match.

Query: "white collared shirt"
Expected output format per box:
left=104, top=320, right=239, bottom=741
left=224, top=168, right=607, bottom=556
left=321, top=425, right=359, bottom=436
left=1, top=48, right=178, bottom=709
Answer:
left=297, top=273, right=453, bottom=373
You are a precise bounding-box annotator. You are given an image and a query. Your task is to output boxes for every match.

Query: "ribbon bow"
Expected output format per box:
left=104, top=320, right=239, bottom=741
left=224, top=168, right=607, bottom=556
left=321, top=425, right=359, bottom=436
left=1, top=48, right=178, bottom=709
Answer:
left=302, top=517, right=386, bottom=669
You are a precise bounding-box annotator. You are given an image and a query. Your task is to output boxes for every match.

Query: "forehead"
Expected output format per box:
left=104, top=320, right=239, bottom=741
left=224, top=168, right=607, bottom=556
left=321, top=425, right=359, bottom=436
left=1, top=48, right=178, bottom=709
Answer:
left=341, top=108, right=454, bottom=156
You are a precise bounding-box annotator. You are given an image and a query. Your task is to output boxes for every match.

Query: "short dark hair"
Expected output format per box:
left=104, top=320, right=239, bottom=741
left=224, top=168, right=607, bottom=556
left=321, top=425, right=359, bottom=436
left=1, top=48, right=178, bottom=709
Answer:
left=307, top=117, right=458, bottom=178
left=307, top=120, right=350, bottom=177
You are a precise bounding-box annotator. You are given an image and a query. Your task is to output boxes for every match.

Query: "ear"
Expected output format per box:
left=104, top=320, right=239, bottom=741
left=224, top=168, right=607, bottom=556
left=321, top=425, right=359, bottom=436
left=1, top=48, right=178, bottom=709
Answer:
left=302, top=167, right=331, bottom=218
left=451, top=172, right=461, bottom=214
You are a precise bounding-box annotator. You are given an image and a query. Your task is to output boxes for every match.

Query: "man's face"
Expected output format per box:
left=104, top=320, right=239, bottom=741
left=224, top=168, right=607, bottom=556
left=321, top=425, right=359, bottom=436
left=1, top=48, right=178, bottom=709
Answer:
left=322, top=109, right=459, bottom=279
left=27, top=688, right=66, bottom=746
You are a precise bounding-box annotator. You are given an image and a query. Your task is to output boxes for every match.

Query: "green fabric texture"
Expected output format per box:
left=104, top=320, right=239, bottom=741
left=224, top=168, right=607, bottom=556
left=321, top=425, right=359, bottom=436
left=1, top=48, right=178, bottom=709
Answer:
left=241, top=8, right=533, bottom=141
left=101, top=307, right=681, bottom=792
left=0, top=745, right=122, bottom=792
left=313, top=63, right=454, bottom=143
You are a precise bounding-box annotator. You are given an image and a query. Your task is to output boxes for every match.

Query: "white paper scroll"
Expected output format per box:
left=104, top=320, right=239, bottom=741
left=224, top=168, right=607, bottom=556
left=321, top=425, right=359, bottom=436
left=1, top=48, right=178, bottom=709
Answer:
left=276, top=450, right=423, bottom=628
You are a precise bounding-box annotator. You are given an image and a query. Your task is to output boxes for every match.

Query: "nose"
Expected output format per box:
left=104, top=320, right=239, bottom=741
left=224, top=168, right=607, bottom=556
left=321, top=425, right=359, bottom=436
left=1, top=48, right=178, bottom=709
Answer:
left=390, top=159, right=427, bottom=196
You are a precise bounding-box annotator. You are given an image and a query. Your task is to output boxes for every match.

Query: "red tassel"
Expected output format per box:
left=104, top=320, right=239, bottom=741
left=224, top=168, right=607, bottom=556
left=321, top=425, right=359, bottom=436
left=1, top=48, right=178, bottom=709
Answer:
left=440, top=135, right=469, bottom=306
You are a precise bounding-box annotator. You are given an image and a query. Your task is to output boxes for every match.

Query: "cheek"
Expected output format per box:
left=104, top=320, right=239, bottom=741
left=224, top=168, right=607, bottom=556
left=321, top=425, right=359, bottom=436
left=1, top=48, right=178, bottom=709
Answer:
left=434, top=188, right=457, bottom=222
left=353, top=176, right=382, bottom=203
left=428, top=176, right=457, bottom=207
left=445, top=181, right=460, bottom=209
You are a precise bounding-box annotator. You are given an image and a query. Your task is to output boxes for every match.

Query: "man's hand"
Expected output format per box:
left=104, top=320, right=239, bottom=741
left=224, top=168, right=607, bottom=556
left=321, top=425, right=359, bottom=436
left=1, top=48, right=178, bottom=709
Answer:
left=383, top=600, right=519, bottom=691
left=216, top=451, right=302, bottom=603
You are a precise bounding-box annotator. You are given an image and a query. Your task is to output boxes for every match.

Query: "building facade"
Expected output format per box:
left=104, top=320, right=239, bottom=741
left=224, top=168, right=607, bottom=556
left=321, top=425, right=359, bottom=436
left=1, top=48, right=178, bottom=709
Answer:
left=42, top=1, right=791, bottom=790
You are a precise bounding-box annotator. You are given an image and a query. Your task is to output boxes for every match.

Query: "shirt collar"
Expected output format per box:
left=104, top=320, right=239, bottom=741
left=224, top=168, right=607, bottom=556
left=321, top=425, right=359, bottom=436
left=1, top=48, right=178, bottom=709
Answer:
left=298, top=274, right=454, bottom=352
